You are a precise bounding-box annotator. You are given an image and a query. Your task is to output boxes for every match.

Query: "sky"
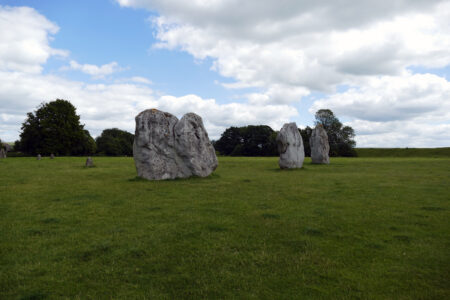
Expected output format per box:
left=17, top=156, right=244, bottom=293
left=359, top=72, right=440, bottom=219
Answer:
left=0, top=0, right=449, bottom=147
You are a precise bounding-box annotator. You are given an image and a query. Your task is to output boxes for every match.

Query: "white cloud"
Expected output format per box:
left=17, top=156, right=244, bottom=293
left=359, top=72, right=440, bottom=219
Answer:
left=116, top=0, right=450, bottom=147
left=2, top=3, right=450, bottom=148
left=69, top=60, right=124, bottom=78
left=350, top=120, right=450, bottom=148
left=310, top=73, right=450, bottom=147
left=148, top=2, right=450, bottom=94
left=310, top=72, right=450, bottom=122
left=156, top=94, right=298, bottom=136
left=0, top=71, right=297, bottom=141
left=127, top=76, right=153, bottom=85
left=0, top=5, right=298, bottom=143
left=0, top=6, right=68, bottom=74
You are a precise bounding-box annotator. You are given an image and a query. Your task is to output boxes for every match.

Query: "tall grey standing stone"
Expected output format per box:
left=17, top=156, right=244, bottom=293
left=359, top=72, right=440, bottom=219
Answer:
left=133, top=109, right=218, bottom=180
left=310, top=125, right=330, bottom=164
left=37, top=154, right=42, bottom=160
left=276, top=122, right=304, bottom=169
left=0, top=148, right=6, bottom=159
left=50, top=153, right=55, bottom=159
left=85, top=157, right=94, bottom=167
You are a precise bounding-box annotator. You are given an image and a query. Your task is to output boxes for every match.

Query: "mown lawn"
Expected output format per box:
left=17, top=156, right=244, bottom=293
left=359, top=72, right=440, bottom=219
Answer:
left=0, top=156, right=449, bottom=299
left=355, top=147, right=450, bottom=158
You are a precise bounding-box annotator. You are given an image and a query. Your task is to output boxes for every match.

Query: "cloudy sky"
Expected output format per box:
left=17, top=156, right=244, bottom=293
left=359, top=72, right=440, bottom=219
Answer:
left=0, top=0, right=449, bottom=147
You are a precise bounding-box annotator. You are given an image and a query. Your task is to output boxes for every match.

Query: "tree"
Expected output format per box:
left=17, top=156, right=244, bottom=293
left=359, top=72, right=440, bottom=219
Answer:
left=18, top=99, right=96, bottom=155
left=214, top=125, right=278, bottom=156
left=96, top=128, right=134, bottom=156
left=214, top=127, right=242, bottom=155
left=314, top=109, right=356, bottom=156
left=299, top=126, right=312, bottom=157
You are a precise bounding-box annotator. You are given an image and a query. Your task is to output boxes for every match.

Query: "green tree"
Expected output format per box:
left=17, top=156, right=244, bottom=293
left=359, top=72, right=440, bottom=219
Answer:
left=314, top=109, right=356, bottom=157
left=299, top=126, right=312, bottom=157
left=214, top=127, right=242, bottom=155
left=18, top=99, right=96, bottom=155
left=214, top=125, right=278, bottom=156
left=96, top=128, right=134, bottom=156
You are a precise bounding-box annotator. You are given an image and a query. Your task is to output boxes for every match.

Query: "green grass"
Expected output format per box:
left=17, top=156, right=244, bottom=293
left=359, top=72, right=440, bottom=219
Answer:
left=356, top=147, right=450, bottom=157
left=0, top=156, right=449, bottom=299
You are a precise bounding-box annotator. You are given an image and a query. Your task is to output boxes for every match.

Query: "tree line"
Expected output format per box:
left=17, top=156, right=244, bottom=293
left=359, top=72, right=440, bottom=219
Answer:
left=13, top=99, right=133, bottom=156
left=10, top=99, right=356, bottom=157
left=214, top=109, right=356, bottom=157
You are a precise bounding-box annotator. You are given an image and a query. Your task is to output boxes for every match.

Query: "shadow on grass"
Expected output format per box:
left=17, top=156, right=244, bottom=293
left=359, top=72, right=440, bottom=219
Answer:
left=304, top=227, right=323, bottom=236
left=262, top=213, right=281, bottom=219
left=20, top=292, right=47, bottom=300
left=268, top=167, right=307, bottom=173
left=421, top=206, right=445, bottom=211
left=281, top=240, right=309, bottom=253
left=128, top=173, right=221, bottom=182
left=76, top=242, right=113, bottom=262
left=207, top=225, right=228, bottom=232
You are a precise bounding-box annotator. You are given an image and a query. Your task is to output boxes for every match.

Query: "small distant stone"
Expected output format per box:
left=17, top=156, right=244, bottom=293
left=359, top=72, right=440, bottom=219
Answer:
left=1, top=143, right=12, bottom=152
left=85, top=157, right=94, bottom=167
left=276, top=122, right=304, bottom=169
left=0, top=148, right=6, bottom=159
left=50, top=153, right=55, bottom=159
left=310, top=125, right=330, bottom=164
left=37, top=154, right=42, bottom=160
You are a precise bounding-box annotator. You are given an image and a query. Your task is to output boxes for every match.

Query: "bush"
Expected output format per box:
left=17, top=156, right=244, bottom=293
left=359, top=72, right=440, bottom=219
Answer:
left=96, top=128, right=134, bottom=156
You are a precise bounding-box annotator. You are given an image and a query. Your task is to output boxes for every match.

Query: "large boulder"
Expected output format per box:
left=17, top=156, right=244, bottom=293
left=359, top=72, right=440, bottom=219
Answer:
left=276, top=122, right=304, bottom=169
left=310, top=125, right=330, bottom=164
left=133, top=109, right=218, bottom=180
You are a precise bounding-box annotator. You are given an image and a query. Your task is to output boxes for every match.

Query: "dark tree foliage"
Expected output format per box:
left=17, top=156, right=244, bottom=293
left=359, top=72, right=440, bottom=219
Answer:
left=299, top=126, right=312, bottom=157
left=314, top=109, right=356, bottom=157
left=18, top=99, right=96, bottom=155
left=214, top=125, right=278, bottom=156
left=96, top=128, right=134, bottom=156
left=214, top=127, right=242, bottom=155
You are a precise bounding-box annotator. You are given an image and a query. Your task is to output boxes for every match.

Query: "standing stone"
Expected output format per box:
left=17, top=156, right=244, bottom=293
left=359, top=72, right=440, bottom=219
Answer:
left=1, top=143, right=12, bottom=152
left=85, top=157, right=94, bottom=167
left=276, top=122, right=304, bottom=169
left=133, top=109, right=182, bottom=180
left=0, top=148, right=6, bottom=159
left=174, top=113, right=218, bottom=177
left=310, top=125, right=330, bottom=164
left=37, top=154, right=42, bottom=160
left=50, top=153, right=55, bottom=159
left=133, top=109, right=218, bottom=180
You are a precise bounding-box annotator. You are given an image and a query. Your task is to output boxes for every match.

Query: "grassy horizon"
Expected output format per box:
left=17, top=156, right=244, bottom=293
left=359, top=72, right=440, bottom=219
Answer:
left=1, top=156, right=449, bottom=299
left=355, top=147, right=450, bottom=157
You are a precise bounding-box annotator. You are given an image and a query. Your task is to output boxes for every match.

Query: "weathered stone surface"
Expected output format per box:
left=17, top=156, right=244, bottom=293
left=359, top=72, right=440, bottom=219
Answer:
left=0, top=148, right=6, bottom=159
left=174, top=113, right=218, bottom=177
left=37, top=154, right=41, bottom=160
left=133, top=109, right=218, bottom=180
left=276, top=122, right=304, bottom=169
left=85, top=157, right=94, bottom=167
left=50, top=153, right=55, bottom=159
left=310, top=125, right=330, bottom=164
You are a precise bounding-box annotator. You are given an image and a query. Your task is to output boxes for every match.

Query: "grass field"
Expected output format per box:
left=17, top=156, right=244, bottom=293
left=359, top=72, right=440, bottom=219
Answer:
left=0, top=156, right=449, bottom=299
left=355, top=147, right=450, bottom=157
